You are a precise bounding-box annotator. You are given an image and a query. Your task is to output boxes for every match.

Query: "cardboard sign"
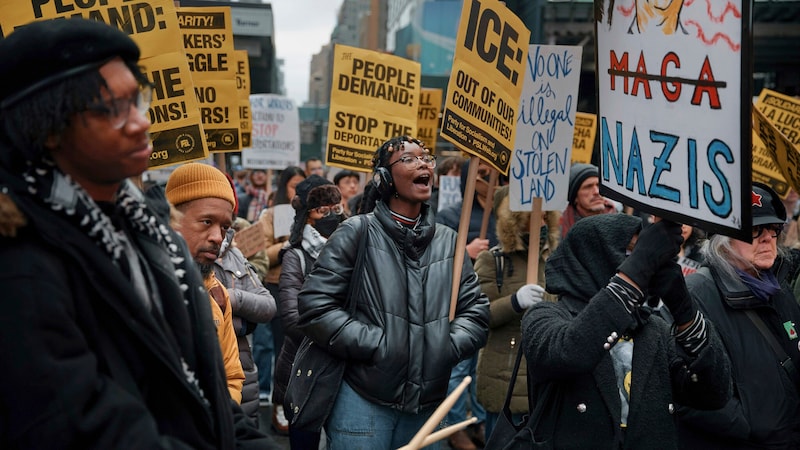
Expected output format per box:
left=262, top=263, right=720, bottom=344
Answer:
left=571, top=112, right=597, bottom=164
left=241, top=94, right=301, bottom=169
left=596, top=0, right=751, bottom=240
left=234, top=220, right=267, bottom=258
left=440, top=0, right=530, bottom=175
left=326, top=44, right=421, bottom=172
left=417, top=88, right=442, bottom=153
left=509, top=44, right=582, bottom=212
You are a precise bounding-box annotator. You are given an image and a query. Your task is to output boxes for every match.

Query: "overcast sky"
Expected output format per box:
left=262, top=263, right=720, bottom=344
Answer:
left=271, top=0, right=343, bottom=106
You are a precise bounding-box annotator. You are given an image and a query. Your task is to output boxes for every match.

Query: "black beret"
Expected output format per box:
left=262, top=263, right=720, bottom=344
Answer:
left=0, top=18, right=140, bottom=109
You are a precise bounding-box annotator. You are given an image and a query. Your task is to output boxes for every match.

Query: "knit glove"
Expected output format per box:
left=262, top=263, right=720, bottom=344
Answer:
left=650, top=262, right=698, bottom=327
left=617, top=220, right=683, bottom=292
left=511, top=284, right=545, bottom=313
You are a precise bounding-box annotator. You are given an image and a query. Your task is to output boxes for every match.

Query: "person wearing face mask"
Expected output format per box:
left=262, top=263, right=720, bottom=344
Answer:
left=678, top=183, right=800, bottom=449
left=276, top=175, right=344, bottom=448
left=298, top=136, right=489, bottom=449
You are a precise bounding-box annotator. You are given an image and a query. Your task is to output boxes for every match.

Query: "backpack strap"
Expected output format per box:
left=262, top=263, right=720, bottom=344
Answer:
left=292, top=247, right=308, bottom=277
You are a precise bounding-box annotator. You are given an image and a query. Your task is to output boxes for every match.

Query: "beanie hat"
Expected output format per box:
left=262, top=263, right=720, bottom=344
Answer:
left=752, top=182, right=786, bottom=226
left=0, top=18, right=140, bottom=109
left=165, top=163, right=236, bottom=209
left=292, top=175, right=340, bottom=210
left=568, top=163, right=599, bottom=205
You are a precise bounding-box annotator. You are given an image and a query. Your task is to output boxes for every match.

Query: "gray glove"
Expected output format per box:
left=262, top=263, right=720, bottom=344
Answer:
left=511, top=284, right=545, bottom=313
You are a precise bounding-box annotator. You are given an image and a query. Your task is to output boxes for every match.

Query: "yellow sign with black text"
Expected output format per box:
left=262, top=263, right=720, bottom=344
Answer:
left=235, top=50, right=253, bottom=148
left=327, top=44, right=421, bottom=172
left=571, top=112, right=597, bottom=164
left=417, top=88, right=442, bottom=154
left=441, top=0, right=530, bottom=175
left=753, top=89, right=800, bottom=197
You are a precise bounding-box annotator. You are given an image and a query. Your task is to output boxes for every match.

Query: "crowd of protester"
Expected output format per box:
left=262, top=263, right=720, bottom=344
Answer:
left=4, top=17, right=800, bottom=450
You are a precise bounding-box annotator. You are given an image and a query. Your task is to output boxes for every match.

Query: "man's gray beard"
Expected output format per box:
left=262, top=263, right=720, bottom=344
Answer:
left=198, top=262, right=214, bottom=279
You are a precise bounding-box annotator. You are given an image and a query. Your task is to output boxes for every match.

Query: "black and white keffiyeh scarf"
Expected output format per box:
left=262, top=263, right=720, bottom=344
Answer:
left=24, top=157, right=207, bottom=400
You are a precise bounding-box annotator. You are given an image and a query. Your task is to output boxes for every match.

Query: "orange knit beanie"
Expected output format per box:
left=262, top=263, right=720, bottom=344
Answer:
left=165, top=163, right=236, bottom=209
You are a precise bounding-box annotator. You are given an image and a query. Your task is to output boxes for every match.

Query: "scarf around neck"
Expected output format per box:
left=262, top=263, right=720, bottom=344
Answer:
left=301, top=223, right=327, bottom=259
left=735, top=268, right=781, bottom=301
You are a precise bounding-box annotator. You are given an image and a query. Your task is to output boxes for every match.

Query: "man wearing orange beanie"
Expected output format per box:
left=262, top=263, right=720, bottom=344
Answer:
left=166, top=162, right=245, bottom=403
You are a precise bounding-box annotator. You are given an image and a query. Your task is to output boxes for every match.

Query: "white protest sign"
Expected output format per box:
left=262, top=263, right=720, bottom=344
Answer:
left=596, top=0, right=750, bottom=240
left=241, top=94, right=301, bottom=169
left=271, top=204, right=295, bottom=239
left=437, top=176, right=462, bottom=212
left=509, top=44, right=582, bottom=212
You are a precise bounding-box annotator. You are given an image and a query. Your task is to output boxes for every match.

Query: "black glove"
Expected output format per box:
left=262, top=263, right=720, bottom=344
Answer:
left=650, top=262, right=697, bottom=326
left=617, top=220, right=683, bottom=292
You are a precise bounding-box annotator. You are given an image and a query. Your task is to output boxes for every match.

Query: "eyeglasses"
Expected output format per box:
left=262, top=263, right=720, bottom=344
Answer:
left=387, top=154, right=437, bottom=170
left=312, top=204, right=344, bottom=217
left=87, top=84, right=152, bottom=129
left=752, top=224, right=783, bottom=240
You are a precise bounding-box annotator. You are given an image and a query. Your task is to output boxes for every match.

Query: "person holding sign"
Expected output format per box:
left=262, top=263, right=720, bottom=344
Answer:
left=0, top=18, right=269, bottom=448
left=559, top=163, right=618, bottom=238
left=520, top=215, right=730, bottom=448
left=678, top=183, right=800, bottom=449
left=297, top=136, right=489, bottom=449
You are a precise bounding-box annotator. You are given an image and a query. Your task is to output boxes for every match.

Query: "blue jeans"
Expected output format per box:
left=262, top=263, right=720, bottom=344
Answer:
left=445, top=354, right=485, bottom=426
left=252, top=321, right=274, bottom=397
left=326, top=382, right=441, bottom=450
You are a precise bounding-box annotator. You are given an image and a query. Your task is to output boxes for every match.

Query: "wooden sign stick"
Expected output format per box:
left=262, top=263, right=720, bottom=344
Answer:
left=401, top=375, right=473, bottom=450
left=449, top=157, right=480, bottom=321
left=526, top=197, right=543, bottom=285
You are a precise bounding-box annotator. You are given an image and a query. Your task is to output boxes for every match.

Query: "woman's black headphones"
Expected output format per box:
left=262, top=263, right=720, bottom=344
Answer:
left=372, top=166, right=394, bottom=195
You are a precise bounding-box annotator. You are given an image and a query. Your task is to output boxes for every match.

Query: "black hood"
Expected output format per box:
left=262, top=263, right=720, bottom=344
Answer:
left=545, top=214, right=641, bottom=301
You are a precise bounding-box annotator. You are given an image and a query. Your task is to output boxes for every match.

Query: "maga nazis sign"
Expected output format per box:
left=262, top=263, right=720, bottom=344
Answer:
left=596, top=0, right=751, bottom=240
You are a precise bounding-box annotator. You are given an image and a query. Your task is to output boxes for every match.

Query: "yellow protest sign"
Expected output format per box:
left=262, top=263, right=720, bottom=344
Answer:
left=752, top=130, right=790, bottom=198
left=194, top=79, right=241, bottom=152
left=417, top=88, right=442, bottom=153
left=144, top=52, right=209, bottom=168
left=0, top=0, right=185, bottom=58
left=440, top=0, right=530, bottom=175
left=753, top=106, right=800, bottom=194
left=235, top=50, right=253, bottom=148
left=571, top=112, right=597, bottom=164
left=326, top=44, right=421, bottom=172
left=752, top=89, right=800, bottom=197
left=178, top=7, right=240, bottom=152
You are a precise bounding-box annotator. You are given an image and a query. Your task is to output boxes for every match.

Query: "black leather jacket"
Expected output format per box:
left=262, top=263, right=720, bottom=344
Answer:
left=298, top=201, right=490, bottom=413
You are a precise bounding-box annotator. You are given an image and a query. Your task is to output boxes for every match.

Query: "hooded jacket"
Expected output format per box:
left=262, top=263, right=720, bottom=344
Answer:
left=679, top=260, right=800, bottom=449
left=297, top=201, right=490, bottom=413
left=521, top=214, right=731, bottom=449
left=0, top=167, right=268, bottom=449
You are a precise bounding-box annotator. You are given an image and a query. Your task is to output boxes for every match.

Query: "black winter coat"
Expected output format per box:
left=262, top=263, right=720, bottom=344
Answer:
left=297, top=202, right=490, bottom=413
left=0, top=172, right=269, bottom=449
left=522, top=295, right=731, bottom=450
left=679, top=263, right=800, bottom=449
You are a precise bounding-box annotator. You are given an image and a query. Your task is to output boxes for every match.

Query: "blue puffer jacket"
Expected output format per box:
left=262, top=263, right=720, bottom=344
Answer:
left=298, top=201, right=490, bottom=413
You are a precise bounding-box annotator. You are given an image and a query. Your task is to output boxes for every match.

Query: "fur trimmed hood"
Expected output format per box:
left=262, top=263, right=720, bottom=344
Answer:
left=493, top=186, right=561, bottom=254
left=0, top=191, right=27, bottom=238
